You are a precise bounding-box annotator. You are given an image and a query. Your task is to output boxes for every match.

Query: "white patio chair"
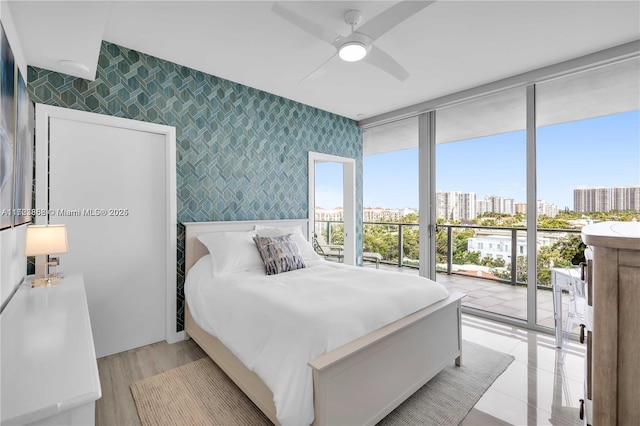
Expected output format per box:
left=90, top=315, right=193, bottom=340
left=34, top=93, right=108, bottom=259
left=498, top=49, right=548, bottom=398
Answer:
left=313, top=233, right=344, bottom=262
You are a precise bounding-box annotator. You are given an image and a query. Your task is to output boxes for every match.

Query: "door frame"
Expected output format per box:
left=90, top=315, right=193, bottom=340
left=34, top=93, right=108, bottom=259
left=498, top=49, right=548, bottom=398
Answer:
left=308, top=151, right=356, bottom=265
left=34, top=104, right=180, bottom=344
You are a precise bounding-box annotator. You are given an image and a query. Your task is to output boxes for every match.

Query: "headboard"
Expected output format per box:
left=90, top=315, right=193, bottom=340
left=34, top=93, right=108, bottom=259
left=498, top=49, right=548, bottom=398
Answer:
left=183, top=219, right=310, bottom=273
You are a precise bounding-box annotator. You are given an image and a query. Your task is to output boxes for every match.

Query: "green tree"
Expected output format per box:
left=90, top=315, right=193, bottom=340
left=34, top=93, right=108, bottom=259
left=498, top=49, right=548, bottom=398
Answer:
left=400, top=213, right=419, bottom=224
left=552, top=234, right=587, bottom=265
left=435, top=227, right=448, bottom=266
left=481, top=218, right=498, bottom=227
left=482, top=255, right=506, bottom=268
left=328, top=223, right=344, bottom=245
left=364, top=224, right=399, bottom=261
left=453, top=250, right=481, bottom=265
left=402, top=226, right=420, bottom=261
left=454, top=228, right=475, bottom=253
left=537, top=215, right=572, bottom=229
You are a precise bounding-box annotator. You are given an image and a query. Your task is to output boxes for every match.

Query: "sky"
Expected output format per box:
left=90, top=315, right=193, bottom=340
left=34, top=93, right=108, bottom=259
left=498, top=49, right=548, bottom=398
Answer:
left=315, top=110, right=640, bottom=211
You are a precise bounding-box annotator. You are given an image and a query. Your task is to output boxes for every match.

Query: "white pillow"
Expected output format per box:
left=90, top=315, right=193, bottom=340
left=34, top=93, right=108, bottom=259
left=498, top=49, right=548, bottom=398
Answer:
left=255, top=224, right=323, bottom=262
left=197, top=231, right=264, bottom=276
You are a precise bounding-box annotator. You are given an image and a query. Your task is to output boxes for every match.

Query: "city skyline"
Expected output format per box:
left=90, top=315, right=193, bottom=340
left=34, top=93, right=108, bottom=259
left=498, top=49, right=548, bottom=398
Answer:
left=316, top=183, right=640, bottom=214
left=316, top=110, right=639, bottom=210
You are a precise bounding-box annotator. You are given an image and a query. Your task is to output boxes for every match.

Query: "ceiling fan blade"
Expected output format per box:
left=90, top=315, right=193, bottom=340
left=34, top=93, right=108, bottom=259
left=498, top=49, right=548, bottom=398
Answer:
left=364, top=45, right=409, bottom=81
left=357, top=1, right=436, bottom=41
left=299, top=54, right=336, bottom=82
left=272, top=2, right=340, bottom=46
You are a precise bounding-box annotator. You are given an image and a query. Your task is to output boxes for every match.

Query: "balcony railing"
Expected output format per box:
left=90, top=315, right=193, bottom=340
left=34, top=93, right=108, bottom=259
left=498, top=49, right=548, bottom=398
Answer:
left=315, top=220, right=582, bottom=288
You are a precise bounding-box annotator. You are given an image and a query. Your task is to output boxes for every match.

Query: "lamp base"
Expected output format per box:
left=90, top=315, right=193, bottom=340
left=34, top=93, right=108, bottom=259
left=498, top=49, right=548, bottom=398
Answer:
left=31, top=277, right=62, bottom=288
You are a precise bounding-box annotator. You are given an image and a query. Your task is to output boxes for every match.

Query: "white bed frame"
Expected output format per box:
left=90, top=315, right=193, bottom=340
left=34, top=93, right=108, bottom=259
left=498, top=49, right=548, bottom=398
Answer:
left=183, top=219, right=464, bottom=426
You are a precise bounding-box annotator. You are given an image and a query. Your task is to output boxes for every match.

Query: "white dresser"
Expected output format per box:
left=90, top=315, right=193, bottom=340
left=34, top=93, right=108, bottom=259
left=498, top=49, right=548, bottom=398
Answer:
left=1, top=274, right=101, bottom=425
left=581, top=222, right=640, bottom=425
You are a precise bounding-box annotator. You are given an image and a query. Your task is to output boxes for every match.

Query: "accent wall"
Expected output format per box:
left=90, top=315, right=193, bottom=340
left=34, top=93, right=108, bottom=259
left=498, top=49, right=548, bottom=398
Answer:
left=27, top=41, right=363, bottom=330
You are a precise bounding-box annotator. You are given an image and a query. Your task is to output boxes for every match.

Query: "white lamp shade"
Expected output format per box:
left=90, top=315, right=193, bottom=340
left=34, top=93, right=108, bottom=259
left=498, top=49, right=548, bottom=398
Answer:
left=24, top=225, right=69, bottom=256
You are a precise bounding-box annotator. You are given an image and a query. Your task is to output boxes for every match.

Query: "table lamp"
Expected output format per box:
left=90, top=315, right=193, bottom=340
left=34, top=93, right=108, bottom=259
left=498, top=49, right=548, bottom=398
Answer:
left=24, top=224, right=68, bottom=287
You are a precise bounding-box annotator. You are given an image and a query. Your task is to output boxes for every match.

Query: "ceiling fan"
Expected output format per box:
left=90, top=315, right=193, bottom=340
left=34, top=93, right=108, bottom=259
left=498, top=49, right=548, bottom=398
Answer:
left=272, top=1, right=435, bottom=82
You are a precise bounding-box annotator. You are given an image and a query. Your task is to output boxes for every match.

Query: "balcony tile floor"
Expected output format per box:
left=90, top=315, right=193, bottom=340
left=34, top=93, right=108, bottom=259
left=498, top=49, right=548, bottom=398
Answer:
left=371, top=262, right=580, bottom=334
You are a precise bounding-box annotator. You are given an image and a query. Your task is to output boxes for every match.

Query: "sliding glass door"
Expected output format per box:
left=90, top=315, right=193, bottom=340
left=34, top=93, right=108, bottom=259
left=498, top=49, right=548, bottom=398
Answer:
left=535, top=58, right=640, bottom=331
left=434, top=88, right=528, bottom=320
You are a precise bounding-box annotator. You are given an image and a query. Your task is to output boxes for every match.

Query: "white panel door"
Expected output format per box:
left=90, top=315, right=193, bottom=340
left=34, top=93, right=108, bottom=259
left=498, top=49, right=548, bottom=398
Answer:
left=48, top=117, right=166, bottom=357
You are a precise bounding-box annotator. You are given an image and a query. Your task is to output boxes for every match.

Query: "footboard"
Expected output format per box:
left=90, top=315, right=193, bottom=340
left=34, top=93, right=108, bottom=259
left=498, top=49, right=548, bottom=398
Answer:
left=309, top=292, right=464, bottom=426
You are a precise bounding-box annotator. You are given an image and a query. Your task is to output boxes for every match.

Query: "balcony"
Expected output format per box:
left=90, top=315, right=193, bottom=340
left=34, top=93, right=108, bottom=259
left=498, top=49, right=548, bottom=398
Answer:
left=374, top=262, right=567, bottom=331
left=315, top=220, right=583, bottom=333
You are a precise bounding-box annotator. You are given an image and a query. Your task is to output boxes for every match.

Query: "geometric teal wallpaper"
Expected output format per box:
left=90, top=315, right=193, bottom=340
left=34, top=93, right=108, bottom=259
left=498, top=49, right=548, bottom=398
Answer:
left=27, top=41, right=362, bottom=331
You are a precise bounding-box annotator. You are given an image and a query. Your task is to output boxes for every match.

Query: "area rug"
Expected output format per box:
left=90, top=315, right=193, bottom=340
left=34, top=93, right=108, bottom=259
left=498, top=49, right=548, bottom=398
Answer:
left=131, top=340, right=513, bottom=426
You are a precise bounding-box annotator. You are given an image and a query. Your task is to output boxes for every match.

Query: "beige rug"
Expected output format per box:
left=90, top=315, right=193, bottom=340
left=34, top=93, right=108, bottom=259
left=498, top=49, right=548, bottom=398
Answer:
left=131, top=356, right=270, bottom=426
left=131, top=341, right=513, bottom=425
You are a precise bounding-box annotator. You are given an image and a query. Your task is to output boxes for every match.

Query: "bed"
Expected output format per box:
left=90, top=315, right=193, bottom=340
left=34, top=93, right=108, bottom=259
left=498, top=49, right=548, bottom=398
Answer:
left=183, top=219, right=464, bottom=426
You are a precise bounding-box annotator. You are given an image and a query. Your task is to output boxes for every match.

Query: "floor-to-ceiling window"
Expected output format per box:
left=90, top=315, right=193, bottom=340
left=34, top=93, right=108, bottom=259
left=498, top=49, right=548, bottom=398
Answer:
left=535, top=58, right=640, bottom=332
left=360, top=51, right=639, bottom=332
left=362, top=117, right=419, bottom=268
left=435, top=87, right=528, bottom=320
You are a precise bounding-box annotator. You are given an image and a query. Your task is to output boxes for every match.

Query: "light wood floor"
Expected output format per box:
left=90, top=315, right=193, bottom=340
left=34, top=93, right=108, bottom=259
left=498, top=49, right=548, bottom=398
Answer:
left=96, top=337, right=505, bottom=426
left=96, top=339, right=207, bottom=425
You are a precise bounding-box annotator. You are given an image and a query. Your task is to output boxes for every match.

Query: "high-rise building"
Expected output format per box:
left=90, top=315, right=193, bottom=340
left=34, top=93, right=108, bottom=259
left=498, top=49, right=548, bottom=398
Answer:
left=476, top=199, right=488, bottom=216
left=537, top=200, right=558, bottom=217
left=611, top=186, right=640, bottom=211
left=484, top=195, right=504, bottom=214
left=630, top=186, right=640, bottom=211
left=574, top=186, right=640, bottom=212
left=436, top=191, right=476, bottom=220
left=574, top=187, right=609, bottom=212
left=503, top=198, right=515, bottom=215
left=438, top=192, right=520, bottom=220
left=459, top=192, right=477, bottom=220
left=476, top=195, right=515, bottom=215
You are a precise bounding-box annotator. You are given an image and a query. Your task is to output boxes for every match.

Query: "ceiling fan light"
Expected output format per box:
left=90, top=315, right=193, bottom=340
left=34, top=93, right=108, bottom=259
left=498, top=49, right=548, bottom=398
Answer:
left=338, top=42, right=367, bottom=62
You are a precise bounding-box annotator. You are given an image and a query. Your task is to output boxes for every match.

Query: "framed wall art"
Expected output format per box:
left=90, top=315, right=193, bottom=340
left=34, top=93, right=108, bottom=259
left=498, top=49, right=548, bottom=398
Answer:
left=0, top=21, right=16, bottom=230
left=14, top=70, right=33, bottom=226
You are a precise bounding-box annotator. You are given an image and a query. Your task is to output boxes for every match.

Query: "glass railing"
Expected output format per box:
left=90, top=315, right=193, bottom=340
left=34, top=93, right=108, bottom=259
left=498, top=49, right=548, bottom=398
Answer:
left=315, top=220, right=583, bottom=288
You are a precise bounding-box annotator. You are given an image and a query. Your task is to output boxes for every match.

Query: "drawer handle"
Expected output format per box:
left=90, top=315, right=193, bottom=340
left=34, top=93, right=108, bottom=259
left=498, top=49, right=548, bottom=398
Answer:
left=580, top=324, right=586, bottom=344
left=580, top=262, right=587, bottom=281
left=579, top=399, right=584, bottom=420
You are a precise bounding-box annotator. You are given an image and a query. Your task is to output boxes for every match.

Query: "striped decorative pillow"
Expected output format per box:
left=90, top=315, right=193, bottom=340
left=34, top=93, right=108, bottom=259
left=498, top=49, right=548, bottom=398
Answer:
left=253, top=234, right=306, bottom=275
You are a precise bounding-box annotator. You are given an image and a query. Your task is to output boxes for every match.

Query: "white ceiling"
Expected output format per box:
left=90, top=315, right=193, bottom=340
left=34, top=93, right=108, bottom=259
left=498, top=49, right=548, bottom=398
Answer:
left=8, top=1, right=640, bottom=121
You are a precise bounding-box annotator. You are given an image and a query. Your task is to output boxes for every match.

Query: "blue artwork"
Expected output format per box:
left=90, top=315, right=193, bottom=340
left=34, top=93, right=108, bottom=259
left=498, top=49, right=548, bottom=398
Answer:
left=0, top=22, right=16, bottom=230
left=14, top=70, right=33, bottom=226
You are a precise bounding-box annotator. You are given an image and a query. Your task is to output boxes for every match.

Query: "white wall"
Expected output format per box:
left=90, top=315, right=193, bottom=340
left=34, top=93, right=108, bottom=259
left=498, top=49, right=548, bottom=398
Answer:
left=0, top=0, right=29, bottom=308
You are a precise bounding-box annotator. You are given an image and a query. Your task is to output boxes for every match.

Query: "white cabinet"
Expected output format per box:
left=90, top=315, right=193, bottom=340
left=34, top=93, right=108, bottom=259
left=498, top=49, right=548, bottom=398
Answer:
left=581, top=222, right=640, bottom=425
left=1, top=274, right=101, bottom=425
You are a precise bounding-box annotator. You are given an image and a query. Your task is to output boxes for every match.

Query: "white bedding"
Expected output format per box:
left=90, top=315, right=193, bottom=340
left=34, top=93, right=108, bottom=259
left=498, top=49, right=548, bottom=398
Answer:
left=185, top=256, right=449, bottom=426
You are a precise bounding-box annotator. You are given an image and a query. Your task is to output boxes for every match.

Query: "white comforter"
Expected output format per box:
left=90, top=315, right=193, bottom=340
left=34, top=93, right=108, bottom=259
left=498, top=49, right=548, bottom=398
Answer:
left=185, top=257, right=449, bottom=425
